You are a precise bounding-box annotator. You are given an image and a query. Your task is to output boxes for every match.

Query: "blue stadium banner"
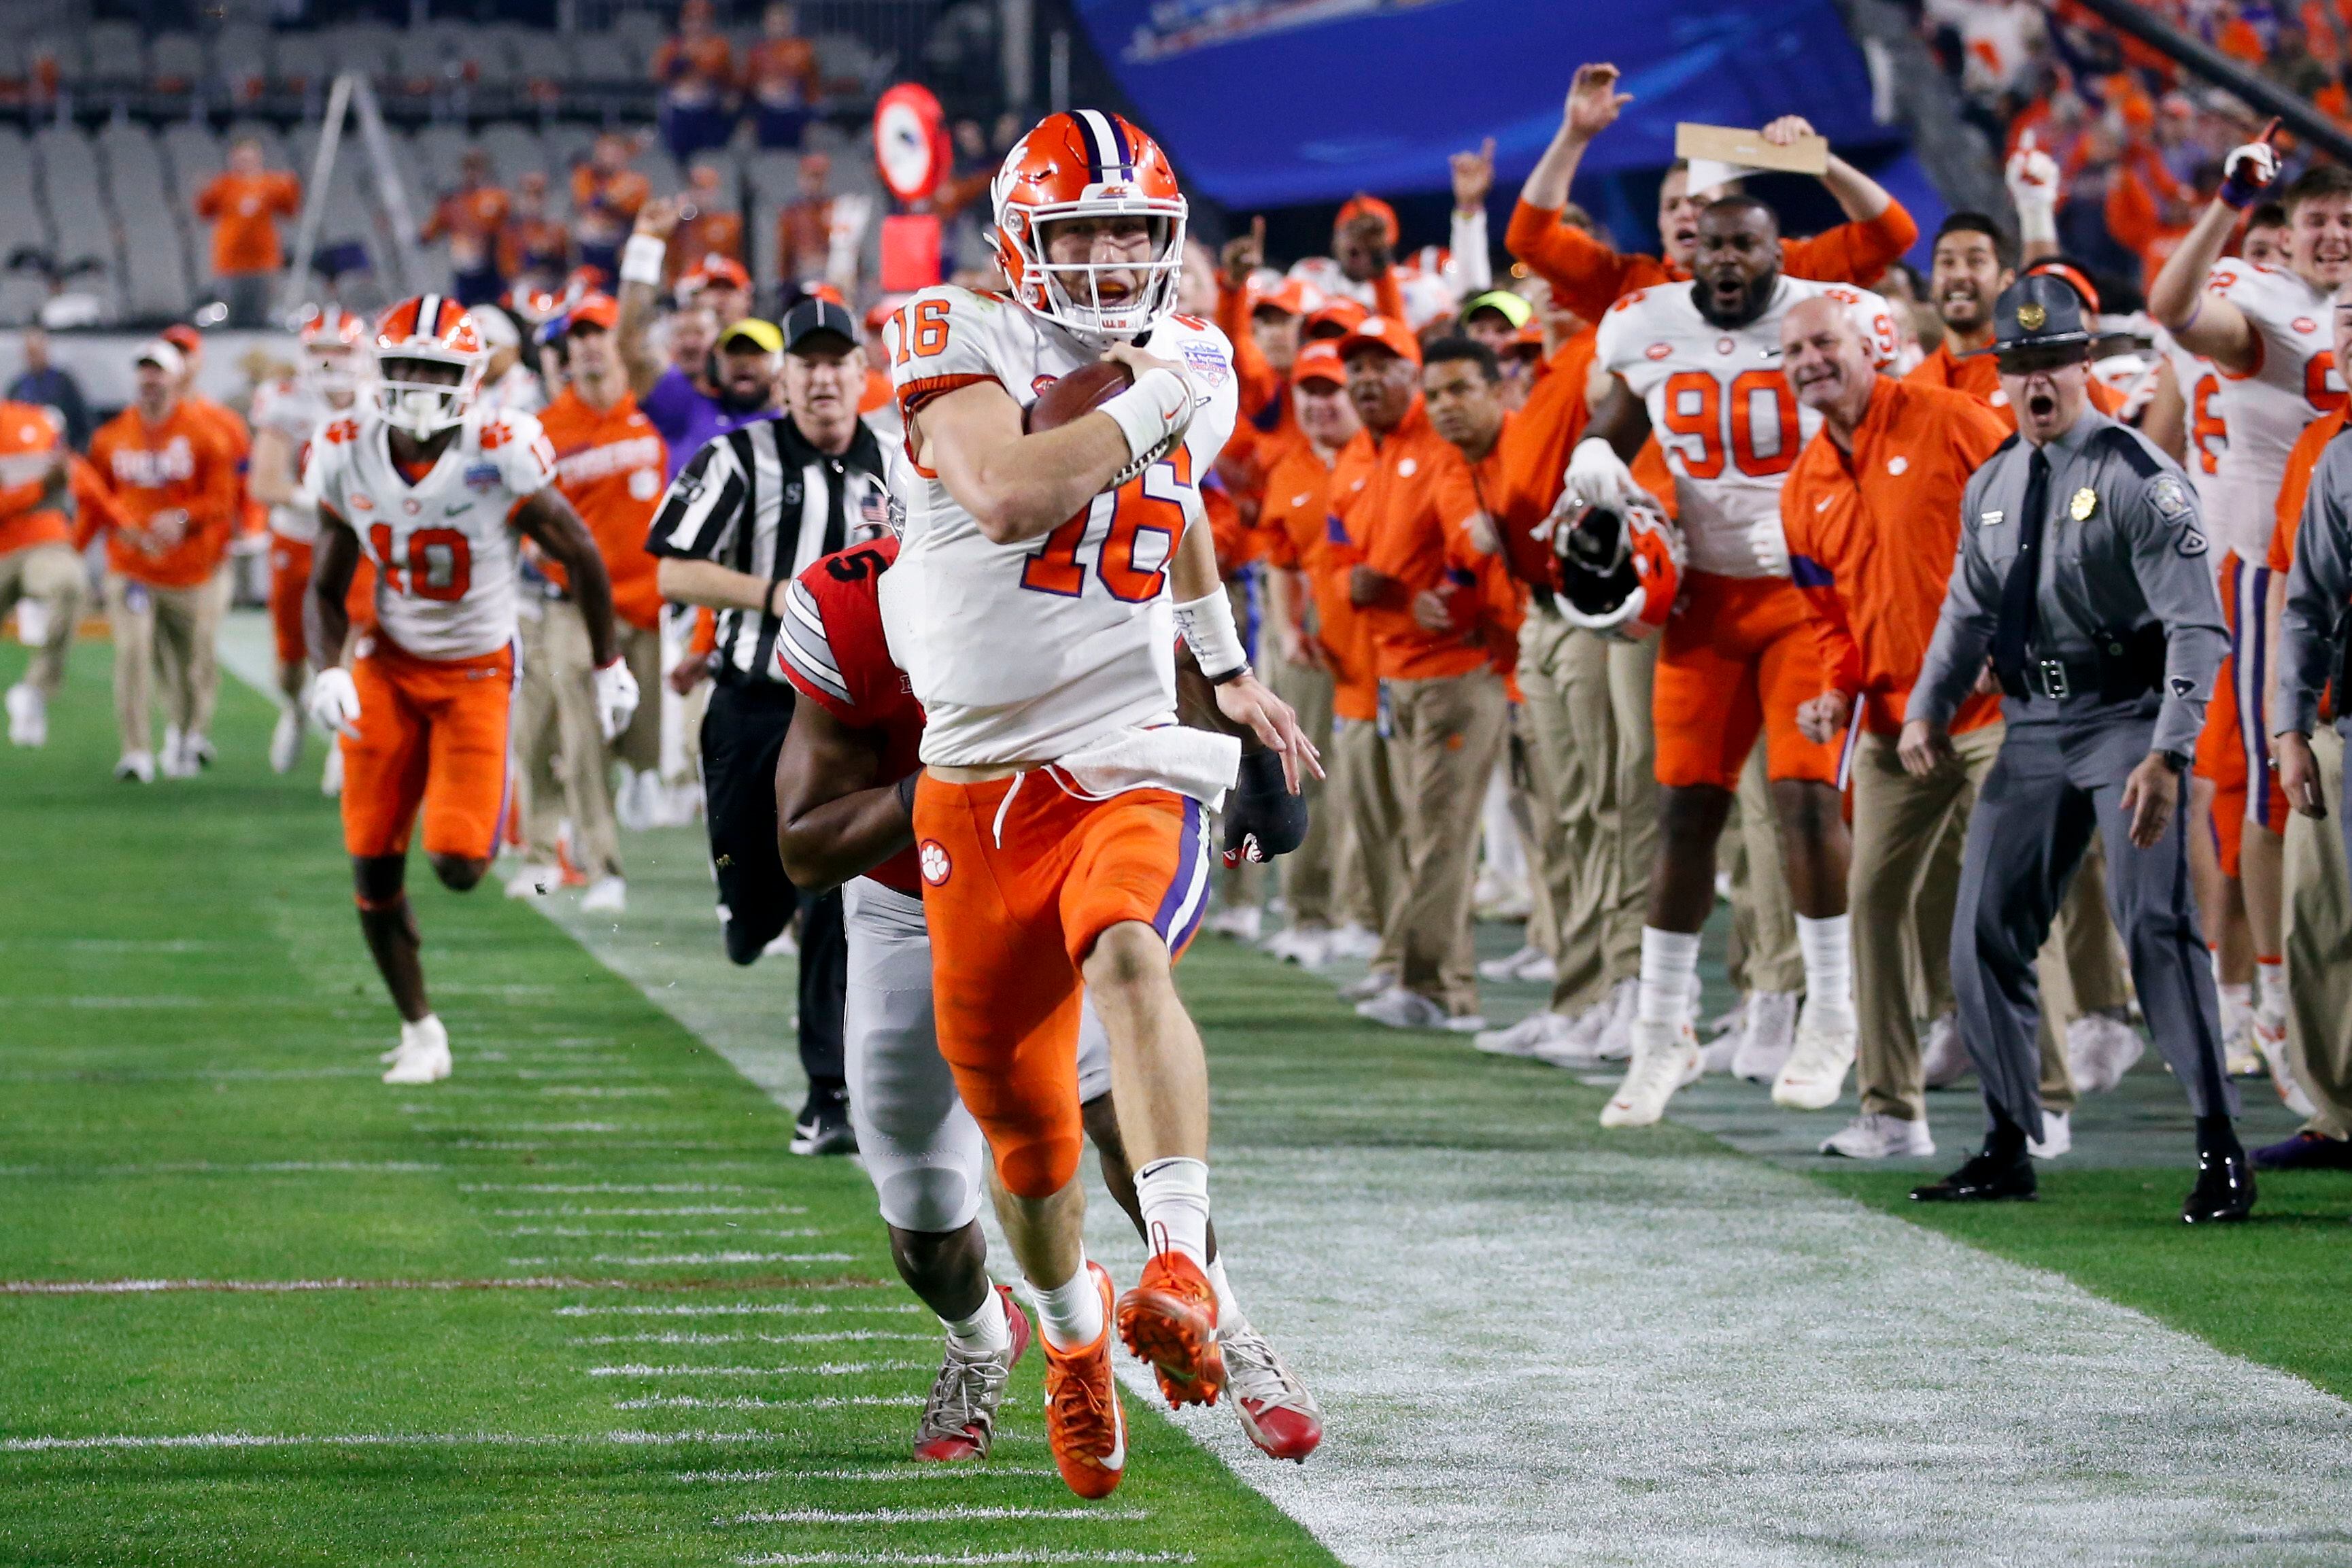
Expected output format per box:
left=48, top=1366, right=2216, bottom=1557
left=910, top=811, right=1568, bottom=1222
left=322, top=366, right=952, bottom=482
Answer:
left=1073, top=0, right=1899, bottom=210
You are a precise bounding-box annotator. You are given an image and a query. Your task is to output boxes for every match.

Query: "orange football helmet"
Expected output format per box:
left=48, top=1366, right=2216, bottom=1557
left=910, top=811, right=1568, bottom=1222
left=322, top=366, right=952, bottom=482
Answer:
left=991, top=109, right=1187, bottom=341
left=1550, top=494, right=1684, bottom=643
left=373, top=294, right=484, bottom=439
left=297, top=304, right=369, bottom=399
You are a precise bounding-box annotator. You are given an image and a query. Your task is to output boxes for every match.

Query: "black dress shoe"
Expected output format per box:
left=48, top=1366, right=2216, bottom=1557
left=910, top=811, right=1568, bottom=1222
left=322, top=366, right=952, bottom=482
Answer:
left=1911, top=1147, right=2036, bottom=1203
left=2181, top=1145, right=2256, bottom=1224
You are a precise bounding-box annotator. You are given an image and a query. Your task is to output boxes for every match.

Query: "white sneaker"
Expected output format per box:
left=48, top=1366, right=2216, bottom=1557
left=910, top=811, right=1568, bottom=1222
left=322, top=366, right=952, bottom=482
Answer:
left=1323, top=923, right=1382, bottom=962
left=114, top=750, right=156, bottom=783
left=2028, top=1108, right=2071, bottom=1159
left=5, top=682, right=46, bottom=747
left=2254, top=1012, right=2320, bottom=1117
left=182, top=732, right=215, bottom=770
left=158, top=725, right=198, bottom=779
left=762, top=926, right=799, bottom=957
left=581, top=875, right=627, bottom=915
left=1337, top=970, right=1394, bottom=1004
left=320, top=744, right=344, bottom=798
left=1920, top=1008, right=1969, bottom=1089
left=1772, top=1003, right=1858, bottom=1110
left=1697, top=1030, right=1743, bottom=1075
left=1206, top=904, right=1263, bottom=942
left=1354, top=987, right=1450, bottom=1030
left=270, top=706, right=303, bottom=773
left=1535, top=994, right=1617, bottom=1068
left=1472, top=870, right=1532, bottom=922
left=612, top=769, right=652, bottom=832
left=1263, top=926, right=1333, bottom=968
left=382, top=1015, right=453, bottom=1085
left=1820, top=1112, right=1936, bottom=1159
left=1588, top=977, right=1639, bottom=1061
left=1512, top=948, right=1557, bottom=983
left=1706, top=993, right=1748, bottom=1039
left=1473, top=1009, right=1571, bottom=1058
left=505, top=862, right=561, bottom=899
left=1731, top=990, right=1800, bottom=1084
left=1477, top=944, right=1546, bottom=983
left=2223, top=1006, right=2262, bottom=1078
left=2065, top=1010, right=2144, bottom=1094
left=1599, top=1019, right=1702, bottom=1127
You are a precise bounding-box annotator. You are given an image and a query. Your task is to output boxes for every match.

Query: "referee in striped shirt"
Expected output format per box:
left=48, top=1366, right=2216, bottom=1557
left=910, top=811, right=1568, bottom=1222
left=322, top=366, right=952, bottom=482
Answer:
left=649, top=299, right=890, bottom=1155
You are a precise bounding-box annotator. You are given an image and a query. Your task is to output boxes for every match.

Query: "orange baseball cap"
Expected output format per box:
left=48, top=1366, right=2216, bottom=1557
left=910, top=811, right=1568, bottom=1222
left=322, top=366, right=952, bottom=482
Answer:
left=1335, top=194, right=1400, bottom=248
left=162, top=323, right=202, bottom=354
left=1250, top=277, right=1323, bottom=318
left=1301, top=296, right=1369, bottom=342
left=1338, top=313, right=1421, bottom=366
left=1292, top=340, right=1346, bottom=387
left=566, top=292, right=620, bottom=331
left=681, top=254, right=751, bottom=293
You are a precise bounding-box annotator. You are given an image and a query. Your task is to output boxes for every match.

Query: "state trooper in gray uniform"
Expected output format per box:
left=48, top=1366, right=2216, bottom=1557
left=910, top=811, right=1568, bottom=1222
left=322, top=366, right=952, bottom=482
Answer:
left=1898, top=273, right=2253, bottom=1223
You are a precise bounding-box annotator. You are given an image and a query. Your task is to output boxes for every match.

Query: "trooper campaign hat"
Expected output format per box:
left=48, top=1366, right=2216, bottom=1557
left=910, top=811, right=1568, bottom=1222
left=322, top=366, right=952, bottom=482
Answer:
left=1988, top=273, right=2096, bottom=368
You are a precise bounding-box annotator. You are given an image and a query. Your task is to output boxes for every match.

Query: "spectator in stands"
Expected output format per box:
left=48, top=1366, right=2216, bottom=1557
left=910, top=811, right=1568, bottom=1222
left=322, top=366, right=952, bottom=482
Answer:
left=422, top=150, right=513, bottom=308
left=653, top=0, right=737, bottom=163
left=777, top=152, right=836, bottom=289
left=2267, top=21, right=2331, bottom=99
left=746, top=1, right=821, bottom=150
left=7, top=328, right=90, bottom=451
left=193, top=138, right=301, bottom=330
left=498, top=171, right=573, bottom=299
left=80, top=339, right=239, bottom=783
left=680, top=256, right=753, bottom=332
left=666, top=165, right=745, bottom=284
left=618, top=199, right=781, bottom=477
left=573, top=133, right=653, bottom=285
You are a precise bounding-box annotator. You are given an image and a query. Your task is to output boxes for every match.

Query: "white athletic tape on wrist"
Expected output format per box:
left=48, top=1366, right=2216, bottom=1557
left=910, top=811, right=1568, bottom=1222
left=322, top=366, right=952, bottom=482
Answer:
left=2016, top=205, right=2057, bottom=245
left=1100, top=367, right=1193, bottom=478
left=1174, top=588, right=1247, bottom=681
left=619, top=234, right=668, bottom=288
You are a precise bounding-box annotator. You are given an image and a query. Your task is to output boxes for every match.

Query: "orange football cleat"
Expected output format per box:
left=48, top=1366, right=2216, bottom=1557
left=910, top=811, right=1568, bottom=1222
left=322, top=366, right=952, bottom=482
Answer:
left=1116, top=1250, right=1225, bottom=1408
left=1041, top=1261, right=1126, bottom=1499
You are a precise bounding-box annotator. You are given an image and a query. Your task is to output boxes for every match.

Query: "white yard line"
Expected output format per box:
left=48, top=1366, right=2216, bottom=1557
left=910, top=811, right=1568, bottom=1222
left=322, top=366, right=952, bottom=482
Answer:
left=3, top=1429, right=793, bottom=1454
left=680, top=1468, right=1057, bottom=1483
left=735, top=1554, right=1192, bottom=1567
left=3, top=1276, right=615, bottom=1295
left=507, top=1252, right=855, bottom=1267
left=615, top=1395, right=925, bottom=1412
left=554, top=1302, right=919, bottom=1317
left=588, top=1363, right=928, bottom=1377
left=726, top=1507, right=1151, bottom=1525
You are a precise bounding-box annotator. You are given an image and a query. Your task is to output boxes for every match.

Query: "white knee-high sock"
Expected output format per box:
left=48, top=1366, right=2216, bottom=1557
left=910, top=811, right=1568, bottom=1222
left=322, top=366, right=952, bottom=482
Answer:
left=1637, top=927, right=1701, bottom=1027
left=1135, top=1155, right=1212, bottom=1272
left=943, top=1284, right=1010, bottom=1354
left=1205, top=1254, right=1245, bottom=1326
left=1031, top=1259, right=1103, bottom=1352
left=1796, top=914, right=1855, bottom=1025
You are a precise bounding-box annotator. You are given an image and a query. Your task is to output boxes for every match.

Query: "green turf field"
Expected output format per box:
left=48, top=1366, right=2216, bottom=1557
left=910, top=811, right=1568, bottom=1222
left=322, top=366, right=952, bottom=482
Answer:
left=7, top=632, right=2351, bottom=1565
left=0, top=643, right=1340, bottom=1566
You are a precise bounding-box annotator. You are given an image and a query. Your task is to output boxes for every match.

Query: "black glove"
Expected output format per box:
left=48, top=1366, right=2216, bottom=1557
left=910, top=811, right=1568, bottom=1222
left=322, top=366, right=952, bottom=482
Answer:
left=1221, top=748, right=1308, bottom=867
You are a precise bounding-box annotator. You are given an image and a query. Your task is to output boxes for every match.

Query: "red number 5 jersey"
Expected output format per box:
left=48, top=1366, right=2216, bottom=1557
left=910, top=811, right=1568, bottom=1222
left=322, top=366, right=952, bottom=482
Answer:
left=879, top=284, right=1239, bottom=767
left=1597, top=276, right=1896, bottom=579
left=307, top=405, right=556, bottom=660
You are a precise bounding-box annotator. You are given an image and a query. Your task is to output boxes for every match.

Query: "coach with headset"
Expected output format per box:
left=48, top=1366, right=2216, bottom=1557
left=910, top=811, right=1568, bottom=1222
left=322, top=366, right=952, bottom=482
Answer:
left=1899, top=273, right=2249, bottom=1223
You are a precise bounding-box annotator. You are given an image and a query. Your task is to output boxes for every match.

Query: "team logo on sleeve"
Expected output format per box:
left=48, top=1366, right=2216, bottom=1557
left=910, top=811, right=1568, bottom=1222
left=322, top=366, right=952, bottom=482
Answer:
left=919, top=840, right=953, bottom=886
left=2149, top=474, right=2193, bottom=520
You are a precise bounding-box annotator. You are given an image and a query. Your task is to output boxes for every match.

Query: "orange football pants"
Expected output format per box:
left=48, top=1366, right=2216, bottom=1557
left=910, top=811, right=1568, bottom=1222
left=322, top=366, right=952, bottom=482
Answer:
left=340, top=633, right=515, bottom=862
left=914, top=772, right=1210, bottom=1199
left=268, top=534, right=377, bottom=668
left=1652, top=571, right=1839, bottom=791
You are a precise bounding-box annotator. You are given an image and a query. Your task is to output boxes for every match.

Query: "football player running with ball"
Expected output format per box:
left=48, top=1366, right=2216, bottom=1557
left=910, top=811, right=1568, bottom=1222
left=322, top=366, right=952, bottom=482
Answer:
left=881, top=110, right=1319, bottom=1498
left=306, top=298, right=639, bottom=1085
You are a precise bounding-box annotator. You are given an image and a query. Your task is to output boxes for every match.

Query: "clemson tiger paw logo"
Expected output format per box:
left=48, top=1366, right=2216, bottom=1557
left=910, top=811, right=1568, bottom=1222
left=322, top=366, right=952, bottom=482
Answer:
left=919, top=840, right=952, bottom=886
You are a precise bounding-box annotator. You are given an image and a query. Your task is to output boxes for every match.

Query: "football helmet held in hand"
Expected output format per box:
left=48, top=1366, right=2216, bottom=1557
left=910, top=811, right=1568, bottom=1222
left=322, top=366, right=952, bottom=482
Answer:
left=1549, top=492, right=1684, bottom=643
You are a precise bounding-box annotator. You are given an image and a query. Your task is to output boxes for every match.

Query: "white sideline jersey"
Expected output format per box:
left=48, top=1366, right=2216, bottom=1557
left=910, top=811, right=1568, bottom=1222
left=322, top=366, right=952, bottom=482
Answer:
left=878, top=286, right=1240, bottom=767
left=2149, top=322, right=2227, bottom=507
left=307, top=405, right=556, bottom=661
left=250, top=375, right=342, bottom=543
left=2204, top=260, right=2343, bottom=558
left=1597, top=275, right=1899, bottom=579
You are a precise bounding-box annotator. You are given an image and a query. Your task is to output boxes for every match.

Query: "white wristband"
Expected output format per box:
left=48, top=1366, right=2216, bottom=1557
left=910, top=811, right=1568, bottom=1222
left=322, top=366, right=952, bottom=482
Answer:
left=2015, top=203, right=2057, bottom=247
left=1098, top=367, right=1194, bottom=473
left=1174, top=587, right=1247, bottom=681
left=619, top=233, right=668, bottom=288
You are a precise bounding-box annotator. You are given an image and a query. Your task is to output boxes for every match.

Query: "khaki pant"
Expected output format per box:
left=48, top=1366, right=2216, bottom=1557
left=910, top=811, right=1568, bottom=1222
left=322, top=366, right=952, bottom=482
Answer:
left=2283, top=724, right=2352, bottom=1139
left=1330, top=713, right=1392, bottom=936
left=105, top=572, right=221, bottom=755
left=1267, top=651, right=1337, bottom=930
left=0, top=542, right=86, bottom=698
left=1850, top=725, right=2077, bottom=1121
left=1725, top=743, right=1804, bottom=993
left=513, top=602, right=657, bottom=879
left=1517, top=608, right=1657, bottom=1012
left=1383, top=668, right=1508, bottom=1015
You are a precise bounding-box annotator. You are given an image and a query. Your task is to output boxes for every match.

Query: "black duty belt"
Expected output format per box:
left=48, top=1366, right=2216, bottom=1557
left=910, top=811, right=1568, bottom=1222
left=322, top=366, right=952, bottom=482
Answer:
left=2005, top=624, right=2166, bottom=703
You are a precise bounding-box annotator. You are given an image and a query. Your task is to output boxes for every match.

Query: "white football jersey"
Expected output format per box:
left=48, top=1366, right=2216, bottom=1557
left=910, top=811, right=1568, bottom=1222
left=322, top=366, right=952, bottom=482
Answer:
left=251, top=375, right=345, bottom=543
left=307, top=405, right=556, bottom=660
left=2149, top=322, right=2227, bottom=506
left=2205, top=260, right=2343, bottom=558
left=877, top=286, right=1240, bottom=767
left=1597, top=275, right=1900, bottom=578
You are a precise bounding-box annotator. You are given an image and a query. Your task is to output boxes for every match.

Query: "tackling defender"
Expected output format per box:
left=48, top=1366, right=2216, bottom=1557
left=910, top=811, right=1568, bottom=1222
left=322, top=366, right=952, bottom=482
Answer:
left=772, top=533, right=1320, bottom=1469
left=1573, top=194, right=1901, bottom=1125
left=306, top=297, right=640, bottom=1084
left=882, top=110, right=1318, bottom=1498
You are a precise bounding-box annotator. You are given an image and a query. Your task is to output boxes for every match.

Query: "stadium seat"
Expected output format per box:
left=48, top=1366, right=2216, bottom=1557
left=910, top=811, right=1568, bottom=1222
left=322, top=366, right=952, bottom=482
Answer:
left=212, top=23, right=274, bottom=101
left=148, top=33, right=207, bottom=93
left=83, top=20, right=143, bottom=84
left=33, top=127, right=118, bottom=322
left=0, top=128, right=52, bottom=327
left=478, top=123, right=546, bottom=188
left=570, top=33, right=636, bottom=84
left=271, top=31, right=333, bottom=95
left=105, top=125, right=194, bottom=322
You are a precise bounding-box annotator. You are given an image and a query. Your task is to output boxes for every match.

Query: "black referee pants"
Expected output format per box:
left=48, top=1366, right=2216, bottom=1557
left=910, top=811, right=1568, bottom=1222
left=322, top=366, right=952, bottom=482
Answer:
left=700, top=679, right=847, bottom=1093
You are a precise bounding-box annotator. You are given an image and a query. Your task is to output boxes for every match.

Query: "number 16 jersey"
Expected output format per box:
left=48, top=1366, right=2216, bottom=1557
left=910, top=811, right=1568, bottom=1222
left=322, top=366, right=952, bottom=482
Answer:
left=1597, top=275, right=1897, bottom=579
left=879, top=285, right=1239, bottom=768
left=308, top=405, right=556, bottom=660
